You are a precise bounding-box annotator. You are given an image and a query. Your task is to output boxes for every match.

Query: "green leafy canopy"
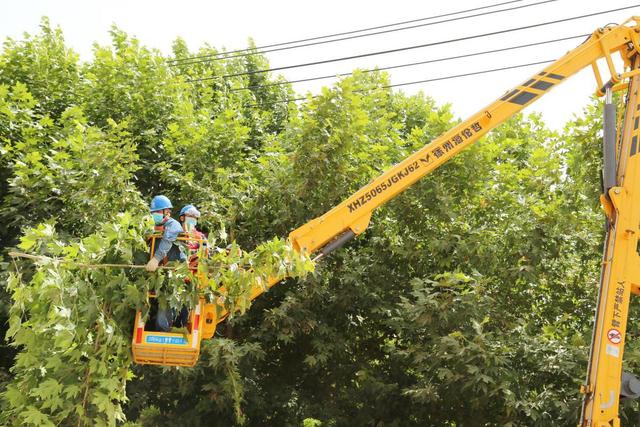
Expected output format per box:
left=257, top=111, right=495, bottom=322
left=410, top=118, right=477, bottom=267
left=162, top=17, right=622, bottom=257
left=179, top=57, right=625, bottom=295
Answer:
left=1, top=17, right=635, bottom=427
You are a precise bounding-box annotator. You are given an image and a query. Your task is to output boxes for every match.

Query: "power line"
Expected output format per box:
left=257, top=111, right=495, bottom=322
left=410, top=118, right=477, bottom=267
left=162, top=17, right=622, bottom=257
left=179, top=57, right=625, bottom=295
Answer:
left=247, top=59, right=556, bottom=108
left=228, top=34, right=588, bottom=92
left=171, top=0, right=558, bottom=66
left=167, top=0, right=526, bottom=64
left=185, top=4, right=637, bottom=84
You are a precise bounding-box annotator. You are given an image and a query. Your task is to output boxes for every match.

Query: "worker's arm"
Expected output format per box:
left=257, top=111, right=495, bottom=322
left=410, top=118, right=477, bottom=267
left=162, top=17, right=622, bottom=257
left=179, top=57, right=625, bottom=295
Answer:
left=154, top=220, right=185, bottom=262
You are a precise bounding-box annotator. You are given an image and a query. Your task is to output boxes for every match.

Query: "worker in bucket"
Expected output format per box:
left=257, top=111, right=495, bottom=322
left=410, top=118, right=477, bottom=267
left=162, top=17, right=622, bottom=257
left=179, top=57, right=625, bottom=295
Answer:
left=146, top=195, right=186, bottom=331
left=178, top=204, right=205, bottom=256
left=172, top=204, right=205, bottom=328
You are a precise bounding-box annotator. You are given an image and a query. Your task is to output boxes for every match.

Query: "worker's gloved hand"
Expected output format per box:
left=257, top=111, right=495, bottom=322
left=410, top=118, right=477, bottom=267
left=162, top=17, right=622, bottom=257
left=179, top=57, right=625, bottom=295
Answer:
left=145, top=257, right=160, bottom=272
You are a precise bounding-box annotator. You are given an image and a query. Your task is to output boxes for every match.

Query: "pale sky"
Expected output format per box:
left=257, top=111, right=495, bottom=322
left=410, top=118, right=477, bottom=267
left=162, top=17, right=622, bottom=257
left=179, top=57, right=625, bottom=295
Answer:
left=2, top=0, right=640, bottom=130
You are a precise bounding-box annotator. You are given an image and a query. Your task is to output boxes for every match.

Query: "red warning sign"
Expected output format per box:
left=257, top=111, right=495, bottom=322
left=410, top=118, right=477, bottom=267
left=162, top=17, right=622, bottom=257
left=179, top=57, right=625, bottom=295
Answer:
left=607, top=328, right=622, bottom=344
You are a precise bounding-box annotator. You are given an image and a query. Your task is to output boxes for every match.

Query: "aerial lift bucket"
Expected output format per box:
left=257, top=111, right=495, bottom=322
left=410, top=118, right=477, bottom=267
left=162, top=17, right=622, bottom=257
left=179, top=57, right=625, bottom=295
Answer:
left=132, top=298, right=205, bottom=367
left=132, top=233, right=218, bottom=367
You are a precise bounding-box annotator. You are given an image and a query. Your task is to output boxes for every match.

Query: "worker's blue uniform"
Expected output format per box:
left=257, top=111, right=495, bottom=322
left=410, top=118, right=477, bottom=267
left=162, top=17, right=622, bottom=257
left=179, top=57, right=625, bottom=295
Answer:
left=155, top=218, right=186, bottom=331
left=154, top=218, right=186, bottom=263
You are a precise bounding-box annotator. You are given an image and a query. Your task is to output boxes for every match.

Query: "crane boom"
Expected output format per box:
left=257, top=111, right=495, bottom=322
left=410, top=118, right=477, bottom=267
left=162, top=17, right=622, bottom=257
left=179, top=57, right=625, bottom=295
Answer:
left=288, top=20, right=640, bottom=256
left=213, top=18, right=640, bottom=425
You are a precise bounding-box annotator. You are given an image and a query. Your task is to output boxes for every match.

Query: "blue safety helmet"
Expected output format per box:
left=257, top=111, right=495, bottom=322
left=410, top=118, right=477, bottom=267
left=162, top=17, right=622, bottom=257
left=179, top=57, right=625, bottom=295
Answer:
left=150, top=195, right=173, bottom=212
left=180, top=204, right=201, bottom=218
left=179, top=204, right=195, bottom=216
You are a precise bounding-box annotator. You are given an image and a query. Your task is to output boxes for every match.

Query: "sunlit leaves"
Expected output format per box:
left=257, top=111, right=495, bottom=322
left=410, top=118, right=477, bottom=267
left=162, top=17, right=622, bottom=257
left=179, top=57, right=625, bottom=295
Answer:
left=1, top=214, right=149, bottom=425
left=199, top=237, right=315, bottom=316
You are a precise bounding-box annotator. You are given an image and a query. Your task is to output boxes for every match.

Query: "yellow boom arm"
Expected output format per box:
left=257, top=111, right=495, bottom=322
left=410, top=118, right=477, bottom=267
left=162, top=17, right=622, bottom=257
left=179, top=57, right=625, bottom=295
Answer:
left=216, top=18, right=640, bottom=425
left=288, top=20, right=640, bottom=257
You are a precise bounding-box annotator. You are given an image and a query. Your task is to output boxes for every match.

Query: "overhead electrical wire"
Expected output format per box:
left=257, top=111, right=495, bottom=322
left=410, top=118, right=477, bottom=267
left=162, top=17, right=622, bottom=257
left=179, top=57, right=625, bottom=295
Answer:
left=184, top=4, right=639, bottom=84
left=245, top=59, right=556, bottom=108
left=171, top=0, right=558, bottom=66
left=229, top=34, right=588, bottom=92
left=168, top=0, right=527, bottom=64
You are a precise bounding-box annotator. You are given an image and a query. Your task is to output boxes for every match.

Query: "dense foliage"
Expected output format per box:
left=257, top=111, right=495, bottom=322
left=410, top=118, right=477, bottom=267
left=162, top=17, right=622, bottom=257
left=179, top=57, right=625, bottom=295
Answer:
left=1, top=18, right=639, bottom=426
